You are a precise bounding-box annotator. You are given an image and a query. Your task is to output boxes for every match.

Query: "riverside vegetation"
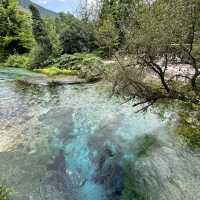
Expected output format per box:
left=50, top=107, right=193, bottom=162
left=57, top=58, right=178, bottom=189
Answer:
left=1, top=0, right=200, bottom=199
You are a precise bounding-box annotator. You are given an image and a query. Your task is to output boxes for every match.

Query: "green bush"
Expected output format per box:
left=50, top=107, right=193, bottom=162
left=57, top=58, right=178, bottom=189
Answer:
left=92, top=49, right=108, bottom=58
left=58, top=53, right=84, bottom=69
left=4, top=54, right=30, bottom=68
left=34, top=53, right=107, bottom=81
left=58, top=53, right=107, bottom=82
left=43, top=52, right=105, bottom=68
left=29, top=46, right=51, bottom=69
left=79, top=55, right=105, bottom=82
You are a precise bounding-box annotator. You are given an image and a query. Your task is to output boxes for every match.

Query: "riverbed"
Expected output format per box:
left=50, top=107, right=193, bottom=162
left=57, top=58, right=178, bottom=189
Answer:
left=0, top=67, right=200, bottom=200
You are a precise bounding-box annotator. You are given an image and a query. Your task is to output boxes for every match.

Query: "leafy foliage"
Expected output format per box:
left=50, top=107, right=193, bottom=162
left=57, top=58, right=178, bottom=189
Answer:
left=0, top=0, right=33, bottom=61
left=34, top=53, right=107, bottom=81
left=110, top=0, right=200, bottom=110
left=95, top=13, right=119, bottom=57
left=42, top=53, right=105, bottom=69
left=59, top=20, right=97, bottom=54
left=29, top=4, right=52, bottom=67
left=78, top=54, right=106, bottom=81
left=4, top=54, right=30, bottom=68
left=43, top=17, right=61, bottom=57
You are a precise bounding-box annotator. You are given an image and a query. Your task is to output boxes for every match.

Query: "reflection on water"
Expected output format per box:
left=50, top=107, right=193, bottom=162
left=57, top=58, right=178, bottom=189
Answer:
left=0, top=68, right=200, bottom=200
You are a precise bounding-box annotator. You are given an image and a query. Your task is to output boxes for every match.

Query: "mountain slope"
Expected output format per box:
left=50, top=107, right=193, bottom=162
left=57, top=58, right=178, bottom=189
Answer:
left=18, top=0, right=58, bottom=17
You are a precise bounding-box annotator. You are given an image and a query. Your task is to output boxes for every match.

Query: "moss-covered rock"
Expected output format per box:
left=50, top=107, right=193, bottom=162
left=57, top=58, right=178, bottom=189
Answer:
left=175, top=104, right=200, bottom=149
left=0, top=186, right=11, bottom=200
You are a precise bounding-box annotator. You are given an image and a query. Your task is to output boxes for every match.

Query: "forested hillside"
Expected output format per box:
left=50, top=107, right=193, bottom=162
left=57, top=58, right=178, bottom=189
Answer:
left=18, top=0, right=57, bottom=16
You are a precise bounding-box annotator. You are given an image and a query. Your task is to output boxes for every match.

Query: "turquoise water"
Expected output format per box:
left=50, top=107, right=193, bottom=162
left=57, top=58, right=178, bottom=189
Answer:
left=0, top=68, right=200, bottom=200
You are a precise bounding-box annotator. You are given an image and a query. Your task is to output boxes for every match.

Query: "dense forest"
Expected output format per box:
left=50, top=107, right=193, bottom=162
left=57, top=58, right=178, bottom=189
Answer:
left=0, top=0, right=200, bottom=199
left=19, top=0, right=58, bottom=17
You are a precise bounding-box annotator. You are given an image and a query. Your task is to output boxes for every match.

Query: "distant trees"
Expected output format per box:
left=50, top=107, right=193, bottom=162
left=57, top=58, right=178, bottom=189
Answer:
left=59, top=15, right=97, bottom=54
left=0, top=0, right=33, bottom=61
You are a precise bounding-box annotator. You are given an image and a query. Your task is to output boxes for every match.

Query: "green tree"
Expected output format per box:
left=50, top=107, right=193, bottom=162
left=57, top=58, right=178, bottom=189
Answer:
left=113, top=0, right=200, bottom=109
left=59, top=19, right=97, bottom=54
left=96, top=14, right=119, bottom=57
left=0, top=0, right=33, bottom=61
left=55, top=12, right=77, bottom=33
left=97, top=0, right=138, bottom=48
left=29, top=4, right=52, bottom=67
left=44, top=17, right=62, bottom=57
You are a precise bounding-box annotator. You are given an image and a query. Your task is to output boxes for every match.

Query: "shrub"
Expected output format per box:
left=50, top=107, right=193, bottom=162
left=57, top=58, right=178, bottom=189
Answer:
left=78, top=54, right=106, bottom=82
left=28, top=46, right=50, bottom=69
left=58, top=53, right=84, bottom=69
left=92, top=49, right=108, bottom=58
left=57, top=53, right=107, bottom=81
left=33, top=53, right=107, bottom=81
left=4, top=54, right=30, bottom=68
left=45, top=53, right=105, bottom=69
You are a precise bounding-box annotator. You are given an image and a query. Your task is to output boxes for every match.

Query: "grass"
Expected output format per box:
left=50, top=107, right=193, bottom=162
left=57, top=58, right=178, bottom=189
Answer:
left=34, top=66, right=79, bottom=76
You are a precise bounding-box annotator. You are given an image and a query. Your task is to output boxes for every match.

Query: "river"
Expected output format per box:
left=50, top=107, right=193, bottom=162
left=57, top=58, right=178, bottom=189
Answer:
left=0, top=67, right=200, bottom=200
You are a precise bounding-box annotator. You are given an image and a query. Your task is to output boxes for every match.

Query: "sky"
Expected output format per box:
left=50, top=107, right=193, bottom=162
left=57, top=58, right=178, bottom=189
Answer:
left=31, top=0, right=95, bottom=14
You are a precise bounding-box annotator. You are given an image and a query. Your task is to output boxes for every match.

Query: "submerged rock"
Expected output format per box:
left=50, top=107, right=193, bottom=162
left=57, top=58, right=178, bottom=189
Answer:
left=45, top=150, right=78, bottom=200
left=93, top=148, right=125, bottom=200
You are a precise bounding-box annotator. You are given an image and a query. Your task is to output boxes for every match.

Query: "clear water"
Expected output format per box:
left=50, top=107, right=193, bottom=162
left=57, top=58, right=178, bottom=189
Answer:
left=0, top=67, right=200, bottom=200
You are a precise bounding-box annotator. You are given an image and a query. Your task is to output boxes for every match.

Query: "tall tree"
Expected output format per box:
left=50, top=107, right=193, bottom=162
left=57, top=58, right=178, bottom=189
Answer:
left=0, top=0, right=33, bottom=61
left=59, top=13, right=97, bottom=54
left=29, top=4, right=52, bottom=66
left=43, top=17, right=61, bottom=57
left=96, top=13, right=119, bottom=57
left=113, top=0, right=200, bottom=110
left=96, top=0, right=139, bottom=52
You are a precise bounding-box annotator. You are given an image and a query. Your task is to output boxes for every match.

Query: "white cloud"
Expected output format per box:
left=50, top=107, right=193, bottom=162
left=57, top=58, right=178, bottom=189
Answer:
left=38, top=0, right=48, bottom=5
